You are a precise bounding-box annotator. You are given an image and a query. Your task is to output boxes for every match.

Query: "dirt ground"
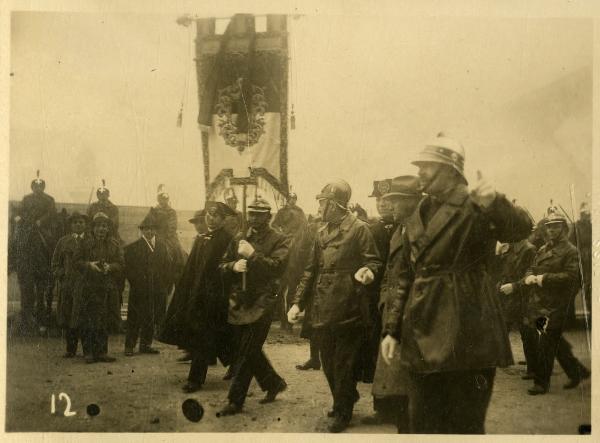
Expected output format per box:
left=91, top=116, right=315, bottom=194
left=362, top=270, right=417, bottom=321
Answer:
left=5, top=320, right=591, bottom=434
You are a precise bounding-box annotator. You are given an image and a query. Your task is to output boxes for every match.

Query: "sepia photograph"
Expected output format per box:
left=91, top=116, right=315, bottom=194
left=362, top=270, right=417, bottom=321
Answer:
left=2, top=1, right=595, bottom=437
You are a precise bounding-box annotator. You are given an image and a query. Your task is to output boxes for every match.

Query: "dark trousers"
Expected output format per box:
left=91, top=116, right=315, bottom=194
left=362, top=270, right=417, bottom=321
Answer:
left=125, top=309, right=155, bottom=350
left=373, top=396, right=410, bottom=432
left=529, top=326, right=588, bottom=389
left=309, top=333, right=321, bottom=362
left=409, top=368, right=496, bottom=434
left=317, top=326, right=363, bottom=420
left=65, top=328, right=84, bottom=354
left=81, top=328, right=109, bottom=358
left=520, top=324, right=537, bottom=374
left=188, top=352, right=209, bottom=385
left=228, top=314, right=284, bottom=407
left=18, top=271, right=52, bottom=327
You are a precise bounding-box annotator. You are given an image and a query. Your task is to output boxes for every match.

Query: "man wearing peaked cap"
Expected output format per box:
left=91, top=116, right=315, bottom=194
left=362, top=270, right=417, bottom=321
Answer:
left=160, top=201, right=237, bottom=392
left=288, top=180, right=383, bottom=433
left=364, top=176, right=422, bottom=431
left=380, top=134, right=532, bottom=433
left=522, top=213, right=590, bottom=395
left=52, top=211, right=89, bottom=357
left=13, top=170, right=57, bottom=334
left=217, top=197, right=290, bottom=415
left=123, top=213, right=171, bottom=356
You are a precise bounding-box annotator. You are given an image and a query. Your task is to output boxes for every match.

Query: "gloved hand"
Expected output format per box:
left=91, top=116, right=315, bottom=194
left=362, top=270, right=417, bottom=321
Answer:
left=14, top=215, right=22, bottom=223
left=287, top=304, right=301, bottom=324
left=237, top=240, right=255, bottom=258
left=535, top=275, right=544, bottom=287
left=354, top=267, right=375, bottom=285
left=88, top=261, right=103, bottom=273
left=499, top=283, right=514, bottom=295
left=471, top=170, right=497, bottom=209
left=381, top=335, right=398, bottom=365
left=232, top=259, right=247, bottom=273
left=524, top=275, right=537, bottom=286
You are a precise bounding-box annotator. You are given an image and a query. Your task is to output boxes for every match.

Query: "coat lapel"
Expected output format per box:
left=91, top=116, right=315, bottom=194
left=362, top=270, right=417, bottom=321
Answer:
left=388, top=225, right=405, bottom=259
left=319, top=214, right=353, bottom=247
left=406, top=185, right=468, bottom=263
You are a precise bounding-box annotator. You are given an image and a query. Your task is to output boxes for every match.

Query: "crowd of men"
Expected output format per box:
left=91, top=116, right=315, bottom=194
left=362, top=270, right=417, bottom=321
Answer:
left=8, top=133, right=592, bottom=433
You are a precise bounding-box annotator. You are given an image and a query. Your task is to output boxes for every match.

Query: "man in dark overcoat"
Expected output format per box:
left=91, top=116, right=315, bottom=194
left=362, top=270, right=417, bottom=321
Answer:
left=217, top=198, right=290, bottom=416
left=523, top=213, right=590, bottom=395
left=52, top=211, right=88, bottom=357
left=288, top=180, right=383, bottom=433
left=124, top=213, right=171, bottom=356
left=13, top=172, right=57, bottom=333
left=494, top=239, right=537, bottom=376
left=158, top=202, right=236, bottom=392
left=87, top=180, right=120, bottom=239
left=367, top=176, right=421, bottom=431
left=380, top=133, right=532, bottom=434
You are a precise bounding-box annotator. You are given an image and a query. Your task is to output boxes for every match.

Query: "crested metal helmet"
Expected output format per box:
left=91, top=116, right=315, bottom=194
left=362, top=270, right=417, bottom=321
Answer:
left=97, top=179, right=110, bottom=198
left=316, top=179, right=352, bottom=208
left=31, top=170, right=46, bottom=190
left=544, top=212, right=568, bottom=226
left=157, top=184, right=169, bottom=198
left=412, top=132, right=467, bottom=183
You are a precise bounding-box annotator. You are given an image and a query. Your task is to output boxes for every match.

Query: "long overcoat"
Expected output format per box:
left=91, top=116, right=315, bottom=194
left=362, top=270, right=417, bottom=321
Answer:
left=293, top=213, right=383, bottom=330
left=524, top=237, right=579, bottom=330
left=52, top=233, right=86, bottom=327
left=159, top=228, right=234, bottom=363
left=71, top=235, right=124, bottom=332
left=383, top=185, right=532, bottom=373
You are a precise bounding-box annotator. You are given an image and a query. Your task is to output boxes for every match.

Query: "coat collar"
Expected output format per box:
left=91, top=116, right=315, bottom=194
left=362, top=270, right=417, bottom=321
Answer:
left=388, top=224, right=405, bottom=258
left=406, top=185, right=469, bottom=263
left=318, top=213, right=355, bottom=246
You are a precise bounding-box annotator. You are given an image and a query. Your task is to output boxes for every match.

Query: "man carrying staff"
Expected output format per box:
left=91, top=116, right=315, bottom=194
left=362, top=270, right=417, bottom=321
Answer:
left=52, top=211, right=88, bottom=357
left=380, top=133, right=532, bottom=434
left=288, top=180, right=383, bottom=433
left=367, top=176, right=422, bottom=431
left=159, top=202, right=236, bottom=392
left=523, top=212, right=590, bottom=395
left=217, top=198, right=290, bottom=416
left=124, top=214, right=171, bottom=356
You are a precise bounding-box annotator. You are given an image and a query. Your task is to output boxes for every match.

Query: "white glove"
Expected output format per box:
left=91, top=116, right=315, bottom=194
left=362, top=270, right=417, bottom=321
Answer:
left=381, top=335, right=398, bottom=365
left=524, top=275, right=537, bottom=286
left=237, top=240, right=255, bottom=258
left=14, top=215, right=22, bottom=223
left=287, top=304, right=301, bottom=324
left=536, top=275, right=544, bottom=287
left=471, top=170, right=497, bottom=209
left=232, top=259, right=247, bottom=273
left=354, top=267, right=375, bottom=285
left=499, top=283, right=514, bottom=295
left=88, top=261, right=103, bottom=273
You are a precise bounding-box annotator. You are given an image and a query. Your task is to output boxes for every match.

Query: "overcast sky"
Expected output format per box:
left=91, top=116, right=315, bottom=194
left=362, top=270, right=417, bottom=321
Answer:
left=9, top=12, right=592, bottom=218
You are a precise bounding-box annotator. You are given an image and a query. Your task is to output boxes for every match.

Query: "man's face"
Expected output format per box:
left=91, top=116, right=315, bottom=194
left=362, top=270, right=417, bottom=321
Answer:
left=97, top=192, right=109, bottom=202
left=205, top=210, right=225, bottom=231
left=383, top=195, right=419, bottom=223
left=417, top=162, right=456, bottom=195
left=32, top=184, right=44, bottom=195
left=248, top=211, right=270, bottom=230
left=376, top=197, right=393, bottom=221
left=93, top=221, right=109, bottom=240
left=141, top=226, right=156, bottom=239
left=157, top=194, right=169, bottom=207
left=71, top=219, right=86, bottom=235
left=545, top=223, right=565, bottom=241
left=287, top=196, right=297, bottom=207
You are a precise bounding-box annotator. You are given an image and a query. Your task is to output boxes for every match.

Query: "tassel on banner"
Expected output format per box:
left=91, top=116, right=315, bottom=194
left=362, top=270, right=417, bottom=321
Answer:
left=176, top=103, right=183, bottom=128
left=290, top=104, right=296, bottom=130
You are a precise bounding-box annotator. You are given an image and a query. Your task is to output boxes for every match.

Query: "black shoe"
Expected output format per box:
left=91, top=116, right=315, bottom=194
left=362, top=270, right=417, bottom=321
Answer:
left=124, top=348, right=134, bottom=357
left=182, top=382, right=202, bottom=393
left=177, top=352, right=192, bottom=362
left=563, top=368, right=590, bottom=389
left=521, top=373, right=534, bottom=380
left=140, top=346, right=160, bottom=354
left=296, top=360, right=321, bottom=370
left=85, top=356, right=97, bottom=364
left=527, top=384, right=548, bottom=395
left=327, top=409, right=336, bottom=418
left=328, top=415, right=350, bottom=433
left=517, top=360, right=527, bottom=366
left=96, top=355, right=116, bottom=363
left=259, top=380, right=287, bottom=404
left=62, top=352, right=76, bottom=358
left=217, top=403, right=242, bottom=417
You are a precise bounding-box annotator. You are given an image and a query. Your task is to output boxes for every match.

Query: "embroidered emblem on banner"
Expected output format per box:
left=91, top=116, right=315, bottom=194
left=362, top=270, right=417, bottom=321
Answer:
left=214, top=78, right=268, bottom=153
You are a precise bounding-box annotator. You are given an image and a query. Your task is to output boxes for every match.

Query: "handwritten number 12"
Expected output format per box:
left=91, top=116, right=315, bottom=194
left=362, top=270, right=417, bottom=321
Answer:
left=51, top=393, right=76, bottom=416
